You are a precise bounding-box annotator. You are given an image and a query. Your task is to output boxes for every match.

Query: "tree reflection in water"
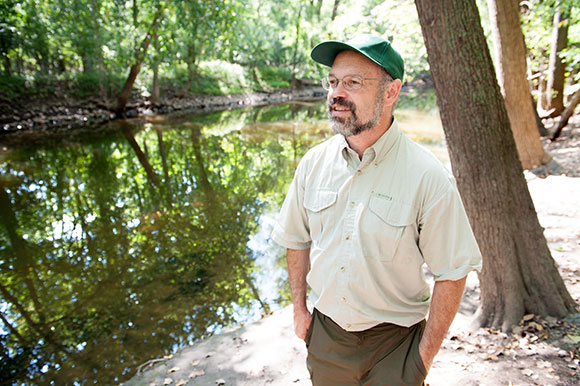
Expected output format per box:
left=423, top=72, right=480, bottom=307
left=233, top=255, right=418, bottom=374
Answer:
left=0, top=101, right=329, bottom=385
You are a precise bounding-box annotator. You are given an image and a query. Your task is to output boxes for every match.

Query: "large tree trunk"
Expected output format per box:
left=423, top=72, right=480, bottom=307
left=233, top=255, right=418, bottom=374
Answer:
left=545, top=2, right=569, bottom=118
left=488, top=0, right=551, bottom=169
left=115, top=8, right=164, bottom=113
left=414, top=0, right=577, bottom=332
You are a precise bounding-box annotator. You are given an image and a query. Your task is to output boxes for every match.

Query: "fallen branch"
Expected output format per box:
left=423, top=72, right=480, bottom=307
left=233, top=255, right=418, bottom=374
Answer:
left=136, top=355, right=173, bottom=374
left=551, top=88, right=580, bottom=141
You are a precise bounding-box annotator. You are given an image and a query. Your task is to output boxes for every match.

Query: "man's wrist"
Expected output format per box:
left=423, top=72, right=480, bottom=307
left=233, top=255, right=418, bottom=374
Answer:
left=293, top=303, right=309, bottom=314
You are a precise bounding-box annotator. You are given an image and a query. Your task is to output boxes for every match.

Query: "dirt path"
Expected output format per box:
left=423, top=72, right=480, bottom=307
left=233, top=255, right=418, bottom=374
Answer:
left=122, top=120, right=580, bottom=386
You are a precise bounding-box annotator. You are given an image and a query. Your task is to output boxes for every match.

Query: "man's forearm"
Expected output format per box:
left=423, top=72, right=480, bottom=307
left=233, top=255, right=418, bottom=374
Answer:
left=419, top=276, right=467, bottom=371
left=287, top=248, right=311, bottom=339
left=287, top=248, right=310, bottom=311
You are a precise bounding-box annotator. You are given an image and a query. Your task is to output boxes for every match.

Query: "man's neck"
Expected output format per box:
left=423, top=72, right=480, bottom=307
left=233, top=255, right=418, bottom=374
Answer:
left=345, top=116, right=393, bottom=159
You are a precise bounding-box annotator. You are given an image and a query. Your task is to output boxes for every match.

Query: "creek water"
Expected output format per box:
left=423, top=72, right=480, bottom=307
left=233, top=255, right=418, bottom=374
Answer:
left=0, top=96, right=446, bottom=385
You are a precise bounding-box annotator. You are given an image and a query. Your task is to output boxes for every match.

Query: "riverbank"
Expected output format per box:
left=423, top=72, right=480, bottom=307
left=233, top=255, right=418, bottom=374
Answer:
left=121, top=118, right=580, bottom=386
left=0, top=86, right=325, bottom=136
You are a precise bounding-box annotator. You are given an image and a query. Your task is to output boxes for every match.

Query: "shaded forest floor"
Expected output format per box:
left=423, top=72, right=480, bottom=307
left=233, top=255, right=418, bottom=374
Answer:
left=122, top=114, right=580, bottom=386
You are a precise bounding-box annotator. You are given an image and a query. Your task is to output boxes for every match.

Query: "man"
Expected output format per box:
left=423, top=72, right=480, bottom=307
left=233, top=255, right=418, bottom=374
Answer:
left=271, top=34, right=482, bottom=386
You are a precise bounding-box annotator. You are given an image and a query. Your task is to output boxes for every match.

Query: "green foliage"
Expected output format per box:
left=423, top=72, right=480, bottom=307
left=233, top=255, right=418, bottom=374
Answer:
left=521, top=0, right=580, bottom=86
left=71, top=72, right=125, bottom=99
left=398, top=89, right=438, bottom=112
left=0, top=0, right=577, bottom=105
left=0, top=75, right=27, bottom=98
left=256, top=66, right=292, bottom=89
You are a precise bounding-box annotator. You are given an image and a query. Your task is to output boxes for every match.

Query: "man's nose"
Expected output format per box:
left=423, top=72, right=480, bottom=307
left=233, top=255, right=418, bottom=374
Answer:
left=328, top=81, right=348, bottom=99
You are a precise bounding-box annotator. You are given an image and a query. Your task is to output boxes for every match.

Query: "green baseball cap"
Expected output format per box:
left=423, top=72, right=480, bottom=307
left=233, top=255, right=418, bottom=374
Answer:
left=311, top=34, right=405, bottom=81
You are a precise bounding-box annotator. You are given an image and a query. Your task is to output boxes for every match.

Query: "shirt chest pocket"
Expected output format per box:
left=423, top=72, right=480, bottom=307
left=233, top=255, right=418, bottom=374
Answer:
left=304, top=189, right=337, bottom=245
left=364, top=193, right=417, bottom=262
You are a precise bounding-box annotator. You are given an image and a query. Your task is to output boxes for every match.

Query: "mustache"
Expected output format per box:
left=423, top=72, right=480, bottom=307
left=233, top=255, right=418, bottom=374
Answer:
left=328, top=98, right=356, bottom=112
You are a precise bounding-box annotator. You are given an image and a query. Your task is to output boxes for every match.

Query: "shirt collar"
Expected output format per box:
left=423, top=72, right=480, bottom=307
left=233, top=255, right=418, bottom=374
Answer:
left=339, top=118, right=401, bottom=166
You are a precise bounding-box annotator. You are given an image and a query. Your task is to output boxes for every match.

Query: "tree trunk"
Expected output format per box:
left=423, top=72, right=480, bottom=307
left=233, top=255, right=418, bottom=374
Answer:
left=190, top=127, right=214, bottom=197
left=290, top=4, right=304, bottom=86
left=176, top=43, right=198, bottom=98
left=414, top=0, right=577, bottom=332
left=121, top=125, right=161, bottom=186
left=2, top=54, right=10, bottom=76
left=551, top=88, right=580, bottom=141
left=315, top=0, right=323, bottom=21
left=331, top=0, right=340, bottom=21
left=116, top=63, right=141, bottom=113
left=150, top=33, right=161, bottom=105
left=488, top=0, right=551, bottom=169
left=151, top=61, right=160, bottom=105
left=532, top=96, right=550, bottom=137
left=545, top=2, right=569, bottom=117
left=537, top=73, right=549, bottom=111
left=156, top=128, right=170, bottom=183
left=115, top=8, right=164, bottom=113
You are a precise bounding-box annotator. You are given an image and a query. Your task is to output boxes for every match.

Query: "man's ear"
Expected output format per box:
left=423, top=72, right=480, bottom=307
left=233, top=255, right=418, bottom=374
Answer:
left=385, top=79, right=402, bottom=106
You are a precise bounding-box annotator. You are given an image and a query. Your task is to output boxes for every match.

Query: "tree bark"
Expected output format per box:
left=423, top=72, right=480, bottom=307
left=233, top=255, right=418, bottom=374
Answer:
left=488, top=0, right=551, bottom=169
left=290, top=3, right=304, bottom=87
left=545, top=2, right=569, bottom=117
left=331, top=0, right=340, bottom=21
left=176, top=43, right=199, bottom=98
left=115, top=8, right=164, bottom=113
left=151, top=61, right=160, bottom=105
left=414, top=0, right=577, bottom=332
left=532, top=96, right=550, bottom=137
left=551, top=88, right=580, bottom=141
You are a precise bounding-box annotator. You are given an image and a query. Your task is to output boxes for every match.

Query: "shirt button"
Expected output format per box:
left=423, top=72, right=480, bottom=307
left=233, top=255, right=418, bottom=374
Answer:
left=341, top=297, right=347, bottom=303
left=346, top=323, right=351, bottom=329
left=345, top=235, right=350, bottom=240
left=350, top=201, right=355, bottom=207
left=356, top=170, right=362, bottom=175
left=340, top=266, right=346, bottom=272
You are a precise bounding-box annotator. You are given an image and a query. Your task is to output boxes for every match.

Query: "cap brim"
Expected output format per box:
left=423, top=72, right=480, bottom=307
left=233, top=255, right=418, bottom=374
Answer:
left=310, top=41, right=384, bottom=70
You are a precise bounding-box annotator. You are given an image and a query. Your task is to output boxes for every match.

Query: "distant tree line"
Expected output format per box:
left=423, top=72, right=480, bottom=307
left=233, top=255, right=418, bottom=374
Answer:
left=0, top=1, right=577, bottom=115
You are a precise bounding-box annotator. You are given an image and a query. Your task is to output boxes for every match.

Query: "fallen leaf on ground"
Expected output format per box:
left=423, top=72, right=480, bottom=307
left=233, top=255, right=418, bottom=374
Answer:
left=163, top=378, right=173, bottom=385
left=176, top=380, right=187, bottom=386
left=523, top=314, right=535, bottom=322
left=189, top=369, right=205, bottom=379
left=522, top=369, right=534, bottom=377
left=191, top=360, right=201, bottom=366
left=565, top=334, right=580, bottom=344
left=537, top=360, right=552, bottom=368
left=216, top=379, right=226, bottom=385
left=167, top=367, right=180, bottom=373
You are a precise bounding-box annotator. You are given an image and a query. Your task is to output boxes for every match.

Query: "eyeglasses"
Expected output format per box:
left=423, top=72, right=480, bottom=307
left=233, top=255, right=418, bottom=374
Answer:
left=321, top=75, right=380, bottom=91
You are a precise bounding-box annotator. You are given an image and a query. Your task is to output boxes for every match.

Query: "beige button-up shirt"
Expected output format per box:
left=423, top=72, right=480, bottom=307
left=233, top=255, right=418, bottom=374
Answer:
left=272, top=120, right=482, bottom=331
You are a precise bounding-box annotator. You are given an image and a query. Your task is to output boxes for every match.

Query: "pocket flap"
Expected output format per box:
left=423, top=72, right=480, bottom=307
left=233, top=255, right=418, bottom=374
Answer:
left=304, top=189, right=337, bottom=212
left=369, top=193, right=416, bottom=226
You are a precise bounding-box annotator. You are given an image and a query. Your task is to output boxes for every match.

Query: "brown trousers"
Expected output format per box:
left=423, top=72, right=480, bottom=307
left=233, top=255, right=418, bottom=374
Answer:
left=305, top=309, right=427, bottom=386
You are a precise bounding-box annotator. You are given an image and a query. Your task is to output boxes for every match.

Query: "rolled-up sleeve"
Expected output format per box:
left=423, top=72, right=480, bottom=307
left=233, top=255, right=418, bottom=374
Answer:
left=271, top=160, right=312, bottom=250
left=419, top=178, right=482, bottom=281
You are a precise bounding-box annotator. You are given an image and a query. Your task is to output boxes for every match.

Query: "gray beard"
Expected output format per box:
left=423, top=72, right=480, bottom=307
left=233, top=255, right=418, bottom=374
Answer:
left=328, top=92, right=384, bottom=137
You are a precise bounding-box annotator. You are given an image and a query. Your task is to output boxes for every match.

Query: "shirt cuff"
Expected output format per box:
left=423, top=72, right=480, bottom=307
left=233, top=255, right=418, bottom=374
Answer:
left=271, top=227, right=311, bottom=250
left=434, top=261, right=482, bottom=282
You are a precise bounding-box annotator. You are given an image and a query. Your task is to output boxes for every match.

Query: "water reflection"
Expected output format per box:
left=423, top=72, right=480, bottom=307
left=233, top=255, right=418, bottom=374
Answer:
left=0, top=98, right=445, bottom=385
